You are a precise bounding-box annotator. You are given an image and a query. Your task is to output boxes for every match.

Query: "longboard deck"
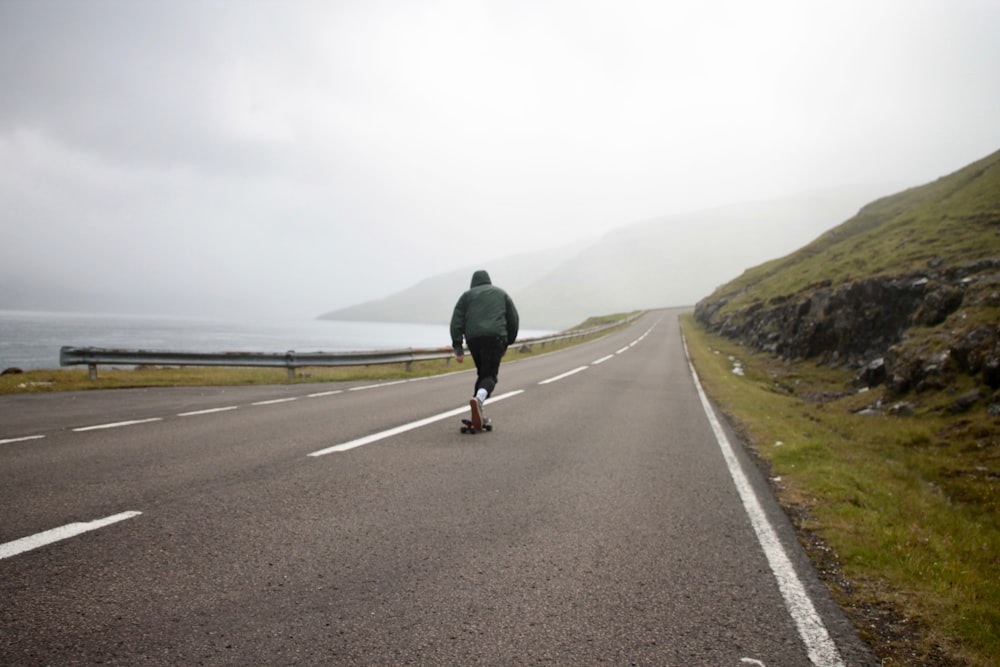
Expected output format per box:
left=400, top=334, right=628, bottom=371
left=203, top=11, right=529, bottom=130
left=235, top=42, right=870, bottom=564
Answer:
left=460, top=418, right=493, bottom=434
left=462, top=398, right=491, bottom=434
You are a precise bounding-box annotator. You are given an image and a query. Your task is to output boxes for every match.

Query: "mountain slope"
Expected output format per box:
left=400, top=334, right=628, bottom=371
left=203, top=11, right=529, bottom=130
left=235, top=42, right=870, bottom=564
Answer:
left=321, top=185, right=892, bottom=331
left=317, top=242, right=590, bottom=328
left=703, top=150, right=1000, bottom=310
left=691, top=148, right=1000, bottom=667
left=695, top=146, right=1000, bottom=394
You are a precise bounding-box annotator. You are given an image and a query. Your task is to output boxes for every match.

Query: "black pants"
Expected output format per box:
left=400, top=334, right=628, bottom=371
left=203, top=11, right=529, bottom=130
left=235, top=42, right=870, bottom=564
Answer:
left=467, top=336, right=506, bottom=398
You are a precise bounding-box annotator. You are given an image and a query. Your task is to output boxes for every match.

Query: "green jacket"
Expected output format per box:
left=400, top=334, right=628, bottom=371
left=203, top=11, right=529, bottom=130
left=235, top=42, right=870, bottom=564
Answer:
left=450, top=270, right=520, bottom=351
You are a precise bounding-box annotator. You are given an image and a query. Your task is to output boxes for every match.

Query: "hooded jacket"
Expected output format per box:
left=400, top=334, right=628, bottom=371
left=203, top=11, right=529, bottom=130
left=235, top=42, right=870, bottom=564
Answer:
left=450, top=270, right=520, bottom=351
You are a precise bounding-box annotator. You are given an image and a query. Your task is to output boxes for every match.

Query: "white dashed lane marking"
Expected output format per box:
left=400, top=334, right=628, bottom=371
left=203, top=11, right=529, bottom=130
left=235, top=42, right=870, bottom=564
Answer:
left=0, top=435, right=46, bottom=445
left=308, top=390, right=525, bottom=456
left=0, top=511, right=143, bottom=561
left=72, top=418, right=163, bottom=432
left=251, top=397, right=298, bottom=406
left=178, top=406, right=239, bottom=416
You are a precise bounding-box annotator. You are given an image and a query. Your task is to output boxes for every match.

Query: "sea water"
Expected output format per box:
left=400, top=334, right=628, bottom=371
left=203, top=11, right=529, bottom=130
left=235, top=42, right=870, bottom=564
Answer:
left=0, top=310, right=551, bottom=371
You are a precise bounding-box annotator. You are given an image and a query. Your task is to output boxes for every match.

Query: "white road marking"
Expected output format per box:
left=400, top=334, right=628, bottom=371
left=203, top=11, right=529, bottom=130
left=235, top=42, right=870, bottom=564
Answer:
left=350, top=380, right=409, bottom=391
left=683, top=334, right=845, bottom=667
left=308, top=390, right=524, bottom=456
left=0, top=435, right=46, bottom=445
left=307, top=390, right=344, bottom=398
left=73, top=418, right=163, bottom=432
left=591, top=354, right=615, bottom=365
left=0, top=511, right=142, bottom=561
left=615, top=346, right=630, bottom=354
left=538, top=366, right=589, bottom=385
left=178, top=406, right=239, bottom=416
left=251, top=397, right=298, bottom=406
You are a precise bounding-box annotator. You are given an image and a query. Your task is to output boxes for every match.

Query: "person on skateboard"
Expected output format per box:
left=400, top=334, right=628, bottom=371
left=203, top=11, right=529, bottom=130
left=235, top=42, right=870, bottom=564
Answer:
left=450, top=270, right=519, bottom=429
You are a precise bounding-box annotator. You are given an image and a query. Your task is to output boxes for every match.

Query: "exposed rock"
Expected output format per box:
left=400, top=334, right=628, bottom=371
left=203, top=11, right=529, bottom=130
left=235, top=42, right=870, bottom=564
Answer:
left=854, top=357, right=886, bottom=388
left=949, top=389, right=982, bottom=414
left=982, top=356, right=1000, bottom=390
left=886, top=401, right=917, bottom=417
left=697, top=273, right=942, bottom=367
left=854, top=401, right=883, bottom=416
left=949, top=325, right=999, bottom=375
left=695, top=262, right=999, bottom=398
left=914, top=285, right=964, bottom=326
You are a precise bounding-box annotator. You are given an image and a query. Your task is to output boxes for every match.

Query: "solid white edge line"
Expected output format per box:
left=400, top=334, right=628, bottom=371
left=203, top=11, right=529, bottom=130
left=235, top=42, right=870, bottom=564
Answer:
left=682, top=332, right=845, bottom=667
left=73, top=418, right=163, bottom=432
left=0, top=435, right=46, bottom=445
left=178, top=406, right=239, bottom=416
left=308, top=390, right=525, bottom=456
left=538, top=366, right=589, bottom=385
left=0, top=511, right=142, bottom=560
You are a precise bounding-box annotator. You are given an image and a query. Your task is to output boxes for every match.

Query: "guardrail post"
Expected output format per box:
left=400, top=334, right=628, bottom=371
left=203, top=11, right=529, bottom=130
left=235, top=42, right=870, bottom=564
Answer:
left=88, top=364, right=98, bottom=381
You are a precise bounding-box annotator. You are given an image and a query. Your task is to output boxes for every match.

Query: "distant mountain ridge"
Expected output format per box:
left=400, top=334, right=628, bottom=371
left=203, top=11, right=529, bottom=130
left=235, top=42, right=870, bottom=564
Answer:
left=319, top=184, right=897, bottom=331
left=317, top=241, right=591, bottom=329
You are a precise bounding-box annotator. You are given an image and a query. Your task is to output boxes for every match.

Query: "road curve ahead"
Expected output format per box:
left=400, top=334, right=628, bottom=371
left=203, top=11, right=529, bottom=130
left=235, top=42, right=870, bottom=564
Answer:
left=0, top=311, right=876, bottom=666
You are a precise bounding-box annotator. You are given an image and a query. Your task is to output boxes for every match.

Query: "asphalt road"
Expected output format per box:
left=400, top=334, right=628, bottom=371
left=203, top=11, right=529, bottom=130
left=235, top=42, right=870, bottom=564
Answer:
left=0, top=312, right=876, bottom=666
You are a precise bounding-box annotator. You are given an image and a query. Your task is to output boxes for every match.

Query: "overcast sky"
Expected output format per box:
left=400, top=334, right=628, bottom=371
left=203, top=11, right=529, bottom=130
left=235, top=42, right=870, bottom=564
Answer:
left=2, top=0, right=998, bottom=320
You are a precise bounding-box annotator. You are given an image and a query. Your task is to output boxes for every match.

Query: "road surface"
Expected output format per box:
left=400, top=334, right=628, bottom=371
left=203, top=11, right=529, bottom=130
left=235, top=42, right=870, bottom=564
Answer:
left=0, top=312, right=875, bottom=665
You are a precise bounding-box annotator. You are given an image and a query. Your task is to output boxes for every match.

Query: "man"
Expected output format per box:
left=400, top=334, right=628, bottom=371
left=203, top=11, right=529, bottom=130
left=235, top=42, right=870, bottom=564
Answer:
left=450, top=269, right=519, bottom=428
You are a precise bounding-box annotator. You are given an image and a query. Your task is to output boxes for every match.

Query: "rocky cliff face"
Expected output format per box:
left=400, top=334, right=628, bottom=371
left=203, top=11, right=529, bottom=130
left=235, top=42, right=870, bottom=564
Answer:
left=694, top=258, right=1000, bottom=398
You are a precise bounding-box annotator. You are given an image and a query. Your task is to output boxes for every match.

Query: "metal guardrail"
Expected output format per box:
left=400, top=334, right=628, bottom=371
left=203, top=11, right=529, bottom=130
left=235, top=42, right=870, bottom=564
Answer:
left=60, top=315, right=641, bottom=380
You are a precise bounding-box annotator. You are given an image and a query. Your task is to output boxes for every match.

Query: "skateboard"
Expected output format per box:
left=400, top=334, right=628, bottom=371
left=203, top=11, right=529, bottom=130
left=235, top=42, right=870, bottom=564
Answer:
left=460, top=418, right=493, bottom=434
left=460, top=398, right=493, bottom=434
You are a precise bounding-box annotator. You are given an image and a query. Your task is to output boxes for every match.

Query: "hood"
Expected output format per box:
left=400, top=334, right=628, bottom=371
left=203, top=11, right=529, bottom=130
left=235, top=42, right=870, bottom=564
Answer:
left=470, top=270, right=492, bottom=287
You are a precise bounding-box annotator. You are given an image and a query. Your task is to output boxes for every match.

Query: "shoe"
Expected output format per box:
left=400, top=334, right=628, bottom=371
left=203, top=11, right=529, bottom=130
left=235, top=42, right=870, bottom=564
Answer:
left=477, top=396, right=487, bottom=424
left=469, top=397, right=483, bottom=430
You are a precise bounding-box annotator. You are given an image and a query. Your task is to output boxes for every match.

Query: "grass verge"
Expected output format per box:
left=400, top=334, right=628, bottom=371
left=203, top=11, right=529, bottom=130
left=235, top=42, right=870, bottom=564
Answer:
left=681, top=313, right=998, bottom=667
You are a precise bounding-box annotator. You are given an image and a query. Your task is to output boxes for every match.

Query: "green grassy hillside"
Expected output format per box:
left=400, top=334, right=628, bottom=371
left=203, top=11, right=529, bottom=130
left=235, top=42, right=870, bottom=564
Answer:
left=705, top=148, right=1000, bottom=314
left=688, top=147, right=1000, bottom=666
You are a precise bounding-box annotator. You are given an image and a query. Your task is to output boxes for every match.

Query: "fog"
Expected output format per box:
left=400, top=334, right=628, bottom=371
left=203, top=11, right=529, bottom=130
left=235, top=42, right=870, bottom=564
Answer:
left=2, top=0, right=998, bottom=320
